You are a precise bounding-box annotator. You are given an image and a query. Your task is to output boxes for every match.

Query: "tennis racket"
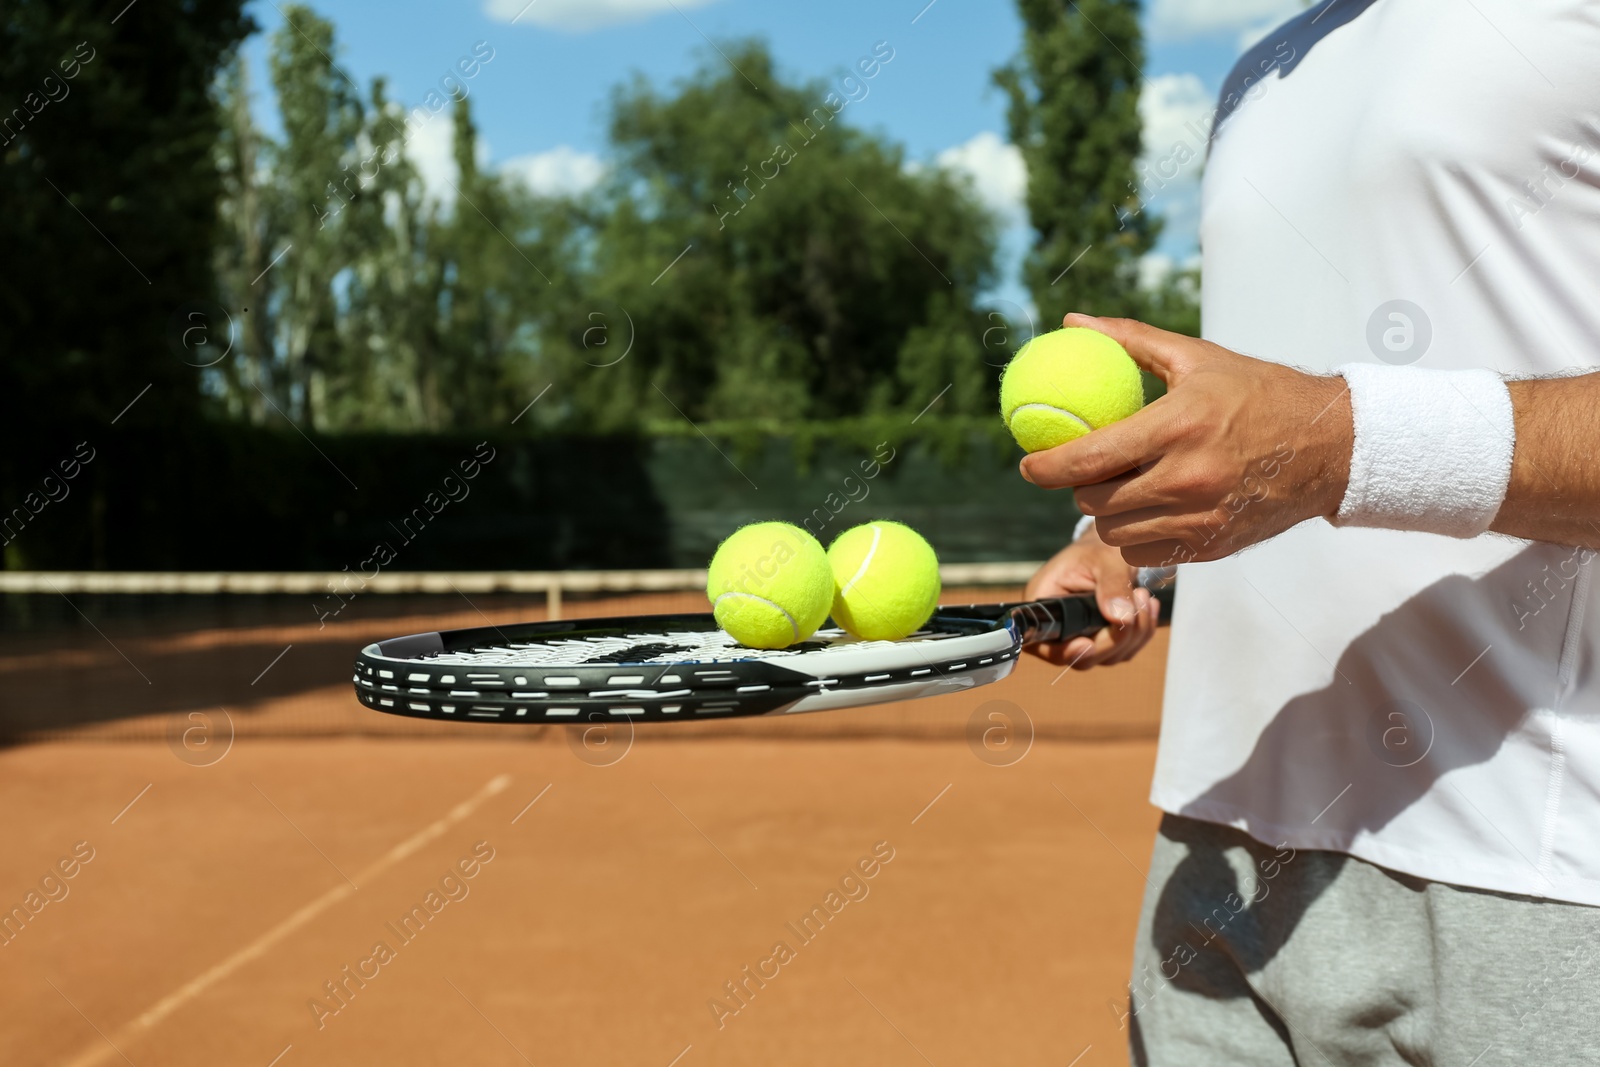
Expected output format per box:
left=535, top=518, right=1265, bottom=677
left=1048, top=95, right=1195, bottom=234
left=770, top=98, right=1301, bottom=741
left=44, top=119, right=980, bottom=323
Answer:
left=352, top=584, right=1174, bottom=724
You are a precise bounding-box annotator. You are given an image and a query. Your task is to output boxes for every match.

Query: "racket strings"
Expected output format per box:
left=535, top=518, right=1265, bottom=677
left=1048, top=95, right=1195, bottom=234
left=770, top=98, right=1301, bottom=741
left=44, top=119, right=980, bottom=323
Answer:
left=416, top=627, right=951, bottom=667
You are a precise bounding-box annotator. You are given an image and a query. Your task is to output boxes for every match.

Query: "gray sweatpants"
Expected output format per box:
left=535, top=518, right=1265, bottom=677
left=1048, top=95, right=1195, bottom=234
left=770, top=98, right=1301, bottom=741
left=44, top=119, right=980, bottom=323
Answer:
left=1129, top=814, right=1600, bottom=1066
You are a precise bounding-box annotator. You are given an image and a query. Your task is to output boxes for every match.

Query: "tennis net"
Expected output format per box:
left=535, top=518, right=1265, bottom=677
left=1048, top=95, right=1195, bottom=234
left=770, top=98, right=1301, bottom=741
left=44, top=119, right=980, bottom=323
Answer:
left=0, top=567, right=1164, bottom=746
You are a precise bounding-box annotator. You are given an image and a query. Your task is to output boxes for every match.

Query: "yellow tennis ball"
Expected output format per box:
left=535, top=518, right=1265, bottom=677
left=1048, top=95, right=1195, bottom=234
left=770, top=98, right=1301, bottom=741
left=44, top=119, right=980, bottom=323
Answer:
left=999, top=327, right=1144, bottom=452
left=826, top=521, right=941, bottom=641
left=706, top=522, right=833, bottom=649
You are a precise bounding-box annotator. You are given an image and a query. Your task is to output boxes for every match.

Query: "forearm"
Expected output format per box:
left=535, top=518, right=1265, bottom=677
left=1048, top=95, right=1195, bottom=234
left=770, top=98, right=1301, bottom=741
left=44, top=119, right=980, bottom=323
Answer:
left=1491, top=374, right=1600, bottom=548
left=1021, top=314, right=1600, bottom=564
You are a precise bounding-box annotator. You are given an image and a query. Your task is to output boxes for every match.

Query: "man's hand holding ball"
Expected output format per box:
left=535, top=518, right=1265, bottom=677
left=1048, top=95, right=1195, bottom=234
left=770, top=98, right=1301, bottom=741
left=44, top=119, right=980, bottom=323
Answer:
left=1009, top=313, right=1354, bottom=669
left=1020, top=313, right=1354, bottom=568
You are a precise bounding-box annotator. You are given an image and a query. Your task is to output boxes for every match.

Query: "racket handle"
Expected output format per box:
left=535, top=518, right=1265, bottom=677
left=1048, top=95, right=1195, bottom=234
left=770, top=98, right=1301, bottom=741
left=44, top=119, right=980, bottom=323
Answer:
left=1017, top=584, right=1175, bottom=645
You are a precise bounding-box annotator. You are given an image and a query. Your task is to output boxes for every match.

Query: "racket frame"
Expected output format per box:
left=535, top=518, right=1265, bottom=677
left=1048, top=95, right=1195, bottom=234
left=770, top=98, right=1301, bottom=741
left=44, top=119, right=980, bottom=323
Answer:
left=352, top=589, right=1172, bottom=724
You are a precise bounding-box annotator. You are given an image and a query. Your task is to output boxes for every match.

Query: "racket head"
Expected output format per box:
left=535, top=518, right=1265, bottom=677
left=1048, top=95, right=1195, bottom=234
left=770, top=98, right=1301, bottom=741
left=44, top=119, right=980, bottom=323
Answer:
left=353, top=604, right=1028, bottom=724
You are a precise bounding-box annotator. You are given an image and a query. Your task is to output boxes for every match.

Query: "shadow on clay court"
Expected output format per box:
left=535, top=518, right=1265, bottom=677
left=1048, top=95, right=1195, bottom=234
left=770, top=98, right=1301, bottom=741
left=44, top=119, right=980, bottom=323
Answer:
left=0, top=593, right=561, bottom=741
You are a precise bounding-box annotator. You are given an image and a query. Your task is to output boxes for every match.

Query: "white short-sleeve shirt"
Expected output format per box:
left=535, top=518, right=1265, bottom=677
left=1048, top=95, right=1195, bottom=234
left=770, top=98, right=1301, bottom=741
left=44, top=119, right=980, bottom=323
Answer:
left=1156, top=0, right=1600, bottom=904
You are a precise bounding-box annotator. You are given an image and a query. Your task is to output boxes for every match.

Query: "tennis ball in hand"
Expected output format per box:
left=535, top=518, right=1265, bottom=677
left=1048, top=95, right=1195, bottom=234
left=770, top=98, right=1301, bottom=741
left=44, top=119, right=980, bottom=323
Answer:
left=999, top=327, right=1144, bottom=452
left=706, top=522, right=833, bottom=649
left=826, top=521, right=941, bottom=641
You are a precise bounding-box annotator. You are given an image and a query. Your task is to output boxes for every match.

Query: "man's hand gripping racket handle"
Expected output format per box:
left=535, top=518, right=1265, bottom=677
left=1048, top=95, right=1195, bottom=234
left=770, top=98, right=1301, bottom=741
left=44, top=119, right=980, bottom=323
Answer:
left=1012, top=584, right=1175, bottom=645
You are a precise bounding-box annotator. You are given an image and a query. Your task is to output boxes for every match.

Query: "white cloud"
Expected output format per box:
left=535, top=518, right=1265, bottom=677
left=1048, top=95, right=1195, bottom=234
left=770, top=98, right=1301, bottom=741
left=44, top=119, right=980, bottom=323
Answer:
left=484, top=0, right=720, bottom=32
left=1237, top=12, right=1302, bottom=50
left=1136, top=74, right=1212, bottom=262
left=404, top=114, right=603, bottom=205
left=501, top=146, right=606, bottom=197
left=1147, top=0, right=1306, bottom=42
left=935, top=131, right=1027, bottom=222
left=405, top=112, right=465, bottom=201
left=930, top=133, right=1031, bottom=328
left=1139, top=72, right=1213, bottom=162
left=1138, top=251, right=1201, bottom=290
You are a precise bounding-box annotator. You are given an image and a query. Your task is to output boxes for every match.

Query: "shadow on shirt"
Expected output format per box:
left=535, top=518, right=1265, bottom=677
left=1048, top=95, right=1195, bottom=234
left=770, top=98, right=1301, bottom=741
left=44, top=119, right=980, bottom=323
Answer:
left=1129, top=540, right=1588, bottom=1051
left=1210, top=0, right=1382, bottom=143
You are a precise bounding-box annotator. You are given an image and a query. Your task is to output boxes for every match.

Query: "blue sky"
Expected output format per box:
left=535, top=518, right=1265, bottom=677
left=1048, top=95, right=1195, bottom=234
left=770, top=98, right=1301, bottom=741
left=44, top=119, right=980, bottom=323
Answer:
left=241, top=0, right=1310, bottom=308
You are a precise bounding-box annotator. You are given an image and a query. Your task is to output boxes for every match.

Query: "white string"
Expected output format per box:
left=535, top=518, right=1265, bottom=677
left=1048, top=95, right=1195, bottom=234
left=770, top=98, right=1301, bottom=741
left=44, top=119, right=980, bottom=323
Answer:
left=419, top=627, right=957, bottom=667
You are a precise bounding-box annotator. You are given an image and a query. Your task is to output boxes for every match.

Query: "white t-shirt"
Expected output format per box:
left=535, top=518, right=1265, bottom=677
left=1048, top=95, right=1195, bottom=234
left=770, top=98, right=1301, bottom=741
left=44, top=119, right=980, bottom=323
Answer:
left=1156, top=0, right=1600, bottom=904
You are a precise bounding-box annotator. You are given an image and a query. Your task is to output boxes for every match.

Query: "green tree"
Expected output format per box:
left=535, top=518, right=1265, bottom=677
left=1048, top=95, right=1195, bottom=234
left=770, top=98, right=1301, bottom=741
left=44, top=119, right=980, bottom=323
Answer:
left=386, top=94, right=587, bottom=431
left=432, top=94, right=551, bottom=427
left=1141, top=263, right=1201, bottom=338
left=0, top=0, right=251, bottom=565
left=214, top=52, right=280, bottom=423
left=572, top=41, right=1000, bottom=427
left=995, top=0, right=1155, bottom=324
left=211, top=34, right=1003, bottom=435
left=327, top=77, right=436, bottom=430
left=217, top=18, right=579, bottom=434
left=268, top=3, right=366, bottom=429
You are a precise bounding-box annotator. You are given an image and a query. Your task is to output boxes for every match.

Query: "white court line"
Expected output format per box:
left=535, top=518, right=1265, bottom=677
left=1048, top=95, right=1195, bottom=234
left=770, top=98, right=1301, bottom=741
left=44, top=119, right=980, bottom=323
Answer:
left=56, top=774, right=512, bottom=1067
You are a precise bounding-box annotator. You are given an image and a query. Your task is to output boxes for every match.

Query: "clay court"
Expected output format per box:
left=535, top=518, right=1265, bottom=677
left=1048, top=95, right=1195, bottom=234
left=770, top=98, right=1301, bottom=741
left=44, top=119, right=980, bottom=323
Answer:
left=0, top=586, right=1167, bottom=1066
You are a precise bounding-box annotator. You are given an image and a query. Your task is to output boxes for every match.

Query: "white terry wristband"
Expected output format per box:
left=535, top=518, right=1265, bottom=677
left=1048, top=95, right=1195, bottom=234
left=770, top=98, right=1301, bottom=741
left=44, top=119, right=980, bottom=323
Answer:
left=1331, top=362, right=1515, bottom=538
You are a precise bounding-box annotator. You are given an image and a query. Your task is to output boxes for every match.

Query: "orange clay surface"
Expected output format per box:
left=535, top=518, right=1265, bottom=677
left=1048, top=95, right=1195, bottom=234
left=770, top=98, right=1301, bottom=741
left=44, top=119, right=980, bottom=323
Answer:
left=0, top=591, right=1168, bottom=1066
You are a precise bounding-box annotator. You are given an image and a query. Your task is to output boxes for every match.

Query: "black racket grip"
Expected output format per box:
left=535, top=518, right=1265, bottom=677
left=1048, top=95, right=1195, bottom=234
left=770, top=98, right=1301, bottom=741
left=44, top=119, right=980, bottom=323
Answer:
left=1016, top=584, right=1175, bottom=646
